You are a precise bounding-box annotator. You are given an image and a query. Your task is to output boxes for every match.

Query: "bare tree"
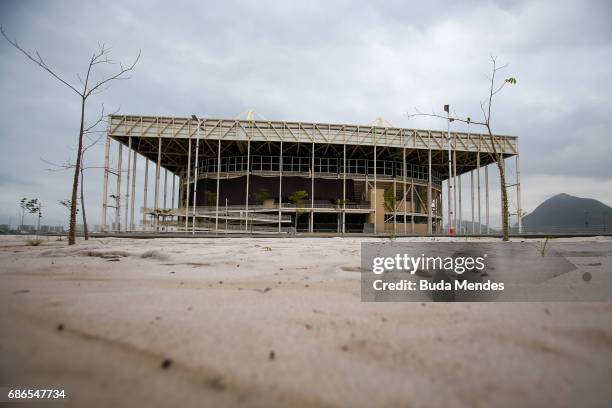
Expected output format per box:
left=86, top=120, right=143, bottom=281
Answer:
left=42, top=105, right=113, bottom=240
left=408, top=56, right=516, bottom=241
left=1, top=27, right=140, bottom=245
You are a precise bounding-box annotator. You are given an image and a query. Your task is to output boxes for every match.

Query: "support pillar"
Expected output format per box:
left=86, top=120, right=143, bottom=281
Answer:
left=310, top=141, right=314, bottom=233
left=342, top=143, right=346, bottom=234
left=143, top=158, right=149, bottom=229
left=192, top=125, right=200, bottom=235
left=245, top=138, right=250, bottom=232
left=427, top=145, right=432, bottom=234
left=185, top=137, right=191, bottom=231
left=485, top=165, right=490, bottom=234
left=163, top=168, right=168, bottom=209
left=393, top=177, right=397, bottom=234
left=411, top=176, right=415, bottom=233
left=171, top=172, right=176, bottom=209
left=453, top=135, right=457, bottom=232
left=446, top=124, right=453, bottom=233
left=124, top=136, right=132, bottom=231
left=477, top=152, right=481, bottom=234
left=278, top=140, right=283, bottom=233
left=115, top=142, right=122, bottom=231
left=458, top=173, right=462, bottom=234
left=215, top=139, right=221, bottom=232
left=154, top=137, right=161, bottom=231
left=130, top=151, right=137, bottom=231
left=101, top=135, right=110, bottom=232
left=404, top=146, right=408, bottom=234
left=373, top=143, right=377, bottom=234
left=471, top=170, right=475, bottom=234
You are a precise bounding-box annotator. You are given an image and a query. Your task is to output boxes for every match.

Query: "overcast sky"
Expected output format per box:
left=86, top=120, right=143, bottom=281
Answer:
left=1, top=0, right=611, bottom=228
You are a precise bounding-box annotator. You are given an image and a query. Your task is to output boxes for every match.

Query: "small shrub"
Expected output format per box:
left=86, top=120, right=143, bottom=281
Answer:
left=26, top=239, right=42, bottom=246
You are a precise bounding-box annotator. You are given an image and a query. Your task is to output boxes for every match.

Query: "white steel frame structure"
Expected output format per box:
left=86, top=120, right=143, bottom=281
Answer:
left=101, top=115, right=521, bottom=235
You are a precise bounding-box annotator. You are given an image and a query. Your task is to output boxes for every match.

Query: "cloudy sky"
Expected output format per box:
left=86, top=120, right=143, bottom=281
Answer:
left=1, top=0, right=611, bottom=228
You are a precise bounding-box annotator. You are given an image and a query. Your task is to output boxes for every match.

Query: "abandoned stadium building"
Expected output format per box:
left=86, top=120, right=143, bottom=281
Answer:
left=100, top=113, right=522, bottom=234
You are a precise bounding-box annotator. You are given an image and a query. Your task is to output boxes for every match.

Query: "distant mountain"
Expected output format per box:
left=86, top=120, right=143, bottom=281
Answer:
left=445, top=220, right=498, bottom=234
left=522, top=193, right=612, bottom=233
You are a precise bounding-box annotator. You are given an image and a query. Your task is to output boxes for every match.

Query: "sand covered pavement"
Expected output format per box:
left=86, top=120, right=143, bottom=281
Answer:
left=1, top=235, right=612, bottom=407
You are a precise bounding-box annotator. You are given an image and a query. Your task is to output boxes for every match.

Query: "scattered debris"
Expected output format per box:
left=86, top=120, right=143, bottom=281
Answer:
left=205, top=376, right=226, bottom=391
left=544, top=308, right=551, bottom=315
left=160, top=358, right=173, bottom=369
left=381, top=316, right=387, bottom=322
left=12, top=289, right=30, bottom=294
left=305, top=323, right=312, bottom=330
left=254, top=287, right=271, bottom=293
left=56, top=323, right=64, bottom=331
left=340, top=266, right=362, bottom=272
left=141, top=250, right=169, bottom=261
left=170, top=271, right=175, bottom=274
left=340, top=345, right=349, bottom=351
left=269, top=351, right=275, bottom=360
left=219, top=281, right=223, bottom=285
left=583, top=272, right=592, bottom=282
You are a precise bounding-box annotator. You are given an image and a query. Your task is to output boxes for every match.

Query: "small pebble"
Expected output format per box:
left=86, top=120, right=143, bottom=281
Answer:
left=161, top=358, right=173, bottom=369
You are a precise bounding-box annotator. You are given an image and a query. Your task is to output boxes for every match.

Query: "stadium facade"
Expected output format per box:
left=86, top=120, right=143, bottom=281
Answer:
left=101, top=113, right=521, bottom=234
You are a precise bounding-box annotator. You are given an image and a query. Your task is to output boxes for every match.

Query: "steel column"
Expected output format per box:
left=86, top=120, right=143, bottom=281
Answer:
left=184, top=137, right=191, bottom=231
left=125, top=136, right=132, bottom=231
left=143, top=158, right=149, bottom=229
left=477, top=152, right=481, bottom=234
left=427, top=144, right=432, bottom=234
left=130, top=150, right=137, bottom=230
left=192, top=121, right=200, bottom=234
left=115, top=142, right=122, bottom=231
left=373, top=143, right=377, bottom=234
left=278, top=140, right=283, bottom=233
left=342, top=142, right=346, bottom=234
left=310, top=141, right=314, bottom=233
left=101, top=135, right=110, bottom=232
left=215, top=139, right=221, bottom=232
left=245, top=138, right=250, bottom=232
left=404, top=146, right=408, bottom=234
left=471, top=170, right=475, bottom=234
left=458, top=173, right=462, bottom=234
left=485, top=165, right=490, bottom=234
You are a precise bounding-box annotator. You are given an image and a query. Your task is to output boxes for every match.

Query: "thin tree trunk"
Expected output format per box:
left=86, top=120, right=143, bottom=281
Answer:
left=80, top=161, right=88, bottom=240
left=486, top=124, right=509, bottom=241
left=69, top=97, right=86, bottom=245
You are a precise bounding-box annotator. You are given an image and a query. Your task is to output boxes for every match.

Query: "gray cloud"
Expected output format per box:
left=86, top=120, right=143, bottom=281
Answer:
left=1, top=0, right=611, bottom=227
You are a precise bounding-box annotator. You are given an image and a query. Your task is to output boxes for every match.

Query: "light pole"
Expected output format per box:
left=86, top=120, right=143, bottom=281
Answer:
left=191, top=114, right=199, bottom=235
left=444, top=104, right=454, bottom=234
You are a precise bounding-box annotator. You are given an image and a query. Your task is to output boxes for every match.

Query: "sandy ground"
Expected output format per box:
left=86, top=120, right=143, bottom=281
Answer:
left=1, top=235, right=611, bottom=408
